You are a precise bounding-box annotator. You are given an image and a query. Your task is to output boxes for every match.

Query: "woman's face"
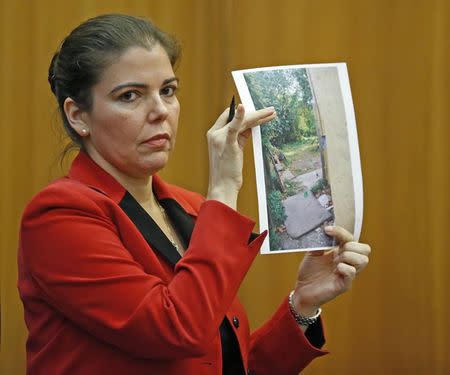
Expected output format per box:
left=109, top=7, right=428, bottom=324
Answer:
left=79, top=44, right=180, bottom=178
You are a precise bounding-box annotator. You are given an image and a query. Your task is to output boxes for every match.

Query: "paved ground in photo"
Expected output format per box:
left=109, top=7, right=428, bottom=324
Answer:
left=283, top=192, right=333, bottom=238
left=292, top=168, right=323, bottom=190
left=279, top=224, right=335, bottom=250
left=276, top=145, right=334, bottom=251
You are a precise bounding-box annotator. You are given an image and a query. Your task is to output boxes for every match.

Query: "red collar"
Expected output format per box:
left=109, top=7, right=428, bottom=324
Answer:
left=68, top=151, right=197, bottom=216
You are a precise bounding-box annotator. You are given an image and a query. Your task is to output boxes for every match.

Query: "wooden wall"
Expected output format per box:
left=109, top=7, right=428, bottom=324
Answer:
left=1, top=0, right=449, bottom=373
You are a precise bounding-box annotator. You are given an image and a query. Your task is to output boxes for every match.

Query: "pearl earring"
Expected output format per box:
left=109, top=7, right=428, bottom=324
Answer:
left=81, top=129, right=88, bottom=135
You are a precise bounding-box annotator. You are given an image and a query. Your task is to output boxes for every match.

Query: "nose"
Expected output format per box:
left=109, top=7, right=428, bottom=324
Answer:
left=147, top=95, right=169, bottom=124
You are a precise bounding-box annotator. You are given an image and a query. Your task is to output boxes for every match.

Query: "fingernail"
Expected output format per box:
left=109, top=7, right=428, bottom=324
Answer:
left=324, top=226, right=333, bottom=233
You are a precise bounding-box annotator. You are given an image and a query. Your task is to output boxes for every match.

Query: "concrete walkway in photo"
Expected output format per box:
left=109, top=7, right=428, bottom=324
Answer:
left=283, top=191, right=333, bottom=238
left=292, top=168, right=323, bottom=190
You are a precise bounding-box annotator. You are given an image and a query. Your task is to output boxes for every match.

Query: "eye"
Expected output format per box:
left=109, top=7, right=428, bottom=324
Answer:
left=119, top=90, right=139, bottom=102
left=160, top=85, right=178, bottom=97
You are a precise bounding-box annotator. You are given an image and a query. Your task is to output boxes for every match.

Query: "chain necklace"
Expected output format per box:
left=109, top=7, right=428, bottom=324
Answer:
left=155, top=200, right=180, bottom=253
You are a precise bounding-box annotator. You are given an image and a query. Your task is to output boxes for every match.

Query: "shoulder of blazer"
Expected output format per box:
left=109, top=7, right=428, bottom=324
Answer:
left=21, top=177, right=117, bottom=225
left=23, top=175, right=206, bottom=225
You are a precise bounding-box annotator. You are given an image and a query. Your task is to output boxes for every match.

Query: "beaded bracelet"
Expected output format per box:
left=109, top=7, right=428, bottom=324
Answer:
left=288, top=290, right=322, bottom=326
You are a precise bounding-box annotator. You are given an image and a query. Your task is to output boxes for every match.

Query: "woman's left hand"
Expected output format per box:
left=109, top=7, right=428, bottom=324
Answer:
left=291, top=226, right=371, bottom=317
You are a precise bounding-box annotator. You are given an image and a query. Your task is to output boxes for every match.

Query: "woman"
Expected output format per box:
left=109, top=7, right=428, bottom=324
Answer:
left=18, top=14, right=370, bottom=375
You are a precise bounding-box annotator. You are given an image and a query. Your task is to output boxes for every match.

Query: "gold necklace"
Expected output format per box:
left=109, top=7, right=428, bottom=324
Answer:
left=155, top=200, right=180, bottom=253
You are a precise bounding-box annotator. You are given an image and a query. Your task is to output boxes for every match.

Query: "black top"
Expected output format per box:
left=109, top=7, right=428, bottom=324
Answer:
left=119, top=192, right=324, bottom=375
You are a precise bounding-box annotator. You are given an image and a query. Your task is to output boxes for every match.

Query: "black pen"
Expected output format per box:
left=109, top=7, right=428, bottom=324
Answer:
left=226, top=95, right=236, bottom=124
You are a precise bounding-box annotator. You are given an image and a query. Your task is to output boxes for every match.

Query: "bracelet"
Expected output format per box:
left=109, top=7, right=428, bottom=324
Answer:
left=288, top=290, right=322, bottom=326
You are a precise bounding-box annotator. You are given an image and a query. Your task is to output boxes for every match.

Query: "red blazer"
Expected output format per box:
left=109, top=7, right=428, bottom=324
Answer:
left=18, top=151, right=327, bottom=375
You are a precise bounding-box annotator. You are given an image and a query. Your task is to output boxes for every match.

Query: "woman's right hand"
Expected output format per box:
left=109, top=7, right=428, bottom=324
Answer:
left=206, top=104, right=276, bottom=209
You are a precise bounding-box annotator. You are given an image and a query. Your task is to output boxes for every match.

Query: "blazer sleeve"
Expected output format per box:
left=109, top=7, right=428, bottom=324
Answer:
left=248, top=299, right=328, bottom=375
left=19, top=184, right=266, bottom=360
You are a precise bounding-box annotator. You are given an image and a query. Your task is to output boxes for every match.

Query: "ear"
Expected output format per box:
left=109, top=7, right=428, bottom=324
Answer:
left=63, top=97, right=90, bottom=137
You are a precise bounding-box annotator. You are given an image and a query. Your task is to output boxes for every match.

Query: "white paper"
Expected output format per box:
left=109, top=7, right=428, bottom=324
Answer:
left=232, top=63, right=363, bottom=254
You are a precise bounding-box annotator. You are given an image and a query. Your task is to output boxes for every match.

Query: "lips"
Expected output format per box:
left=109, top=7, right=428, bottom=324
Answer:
left=143, top=133, right=170, bottom=148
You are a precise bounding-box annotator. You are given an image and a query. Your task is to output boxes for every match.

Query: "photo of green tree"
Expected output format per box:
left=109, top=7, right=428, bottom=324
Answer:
left=243, top=68, right=335, bottom=251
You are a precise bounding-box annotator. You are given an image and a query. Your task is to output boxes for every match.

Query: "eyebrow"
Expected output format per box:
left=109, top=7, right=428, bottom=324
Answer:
left=109, top=77, right=179, bottom=95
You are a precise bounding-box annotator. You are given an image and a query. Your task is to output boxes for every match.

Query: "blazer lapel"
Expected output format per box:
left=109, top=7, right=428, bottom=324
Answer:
left=119, top=192, right=181, bottom=267
left=119, top=192, right=196, bottom=268
left=68, top=152, right=199, bottom=267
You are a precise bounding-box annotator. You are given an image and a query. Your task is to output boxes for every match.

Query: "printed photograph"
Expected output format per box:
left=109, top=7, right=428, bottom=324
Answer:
left=233, top=64, right=362, bottom=253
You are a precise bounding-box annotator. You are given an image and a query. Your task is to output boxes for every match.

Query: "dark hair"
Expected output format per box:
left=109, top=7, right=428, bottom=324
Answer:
left=48, top=14, right=181, bottom=148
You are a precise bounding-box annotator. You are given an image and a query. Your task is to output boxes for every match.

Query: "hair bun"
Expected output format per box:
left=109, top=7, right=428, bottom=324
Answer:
left=48, top=52, right=59, bottom=94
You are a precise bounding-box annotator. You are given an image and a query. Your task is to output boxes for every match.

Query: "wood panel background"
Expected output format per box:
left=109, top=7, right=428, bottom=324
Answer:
left=1, top=0, right=448, bottom=374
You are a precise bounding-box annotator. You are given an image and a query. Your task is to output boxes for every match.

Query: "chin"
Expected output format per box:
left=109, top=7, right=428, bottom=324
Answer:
left=140, top=156, right=169, bottom=175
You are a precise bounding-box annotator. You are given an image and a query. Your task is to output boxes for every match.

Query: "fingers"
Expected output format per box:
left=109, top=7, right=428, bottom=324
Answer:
left=209, top=104, right=276, bottom=148
left=227, top=104, right=246, bottom=138
left=334, top=262, right=356, bottom=284
left=209, top=107, right=233, bottom=132
left=237, top=128, right=252, bottom=148
left=334, top=250, right=369, bottom=274
left=325, top=225, right=371, bottom=273
left=234, top=103, right=245, bottom=121
left=210, top=102, right=276, bottom=135
left=331, top=230, right=371, bottom=275
left=229, top=104, right=276, bottom=134
left=341, top=241, right=371, bottom=256
left=243, top=106, right=276, bottom=130
left=324, top=225, right=353, bottom=244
